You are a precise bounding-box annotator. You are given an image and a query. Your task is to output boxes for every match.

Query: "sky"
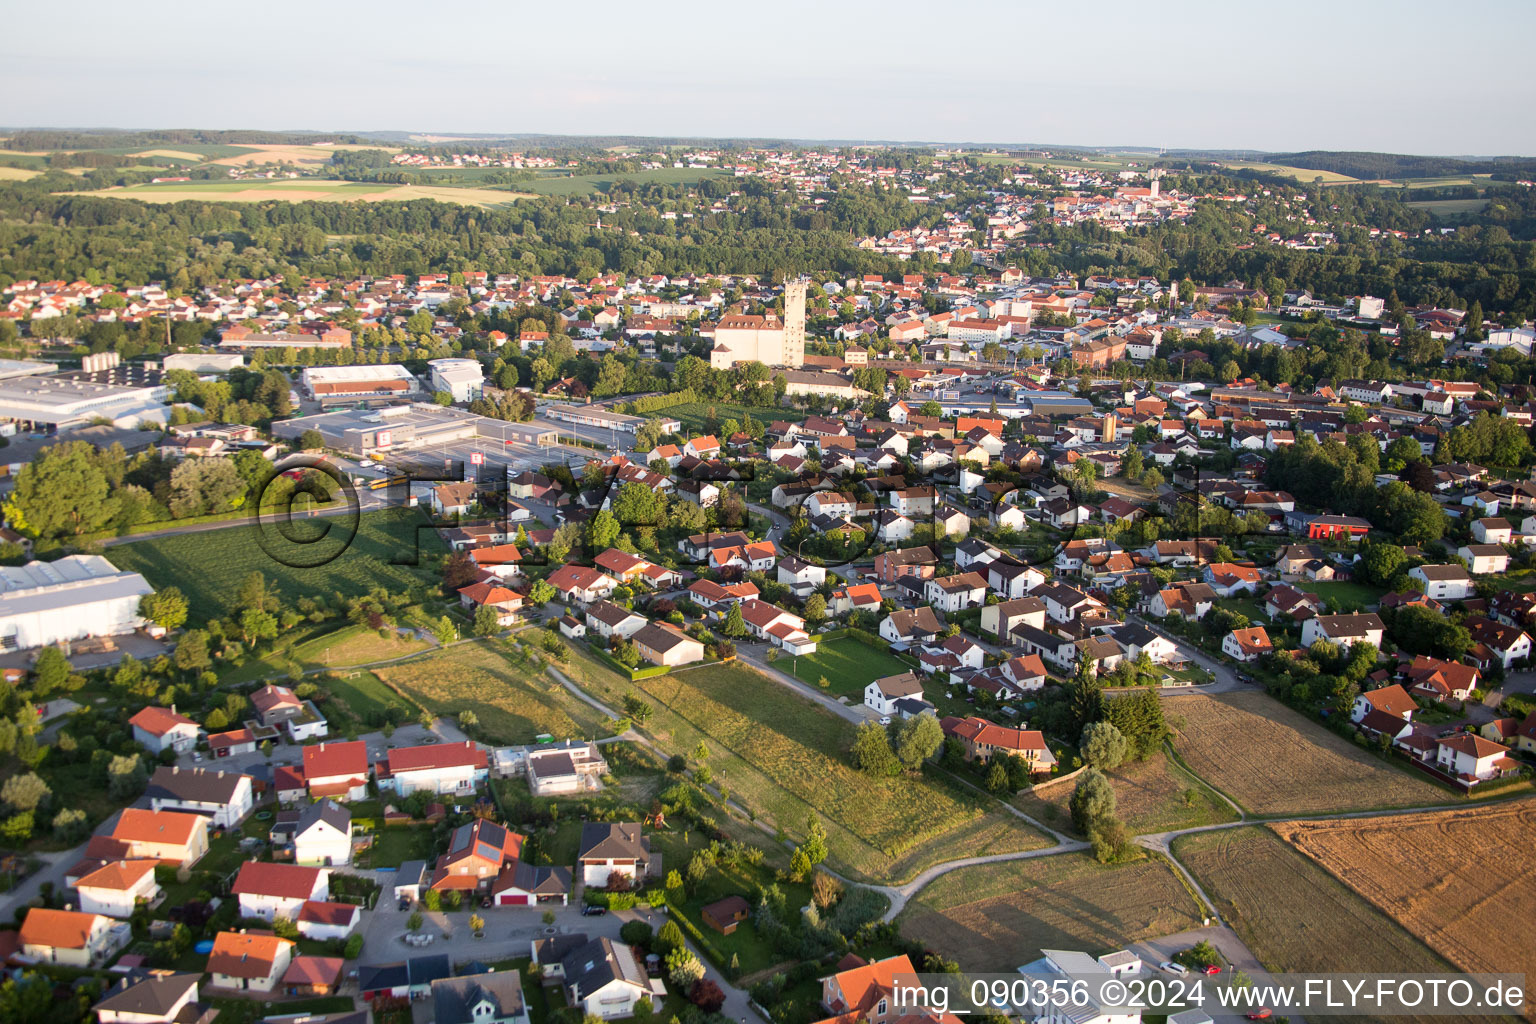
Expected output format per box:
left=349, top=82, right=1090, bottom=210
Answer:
left=4, top=0, right=1534, bottom=156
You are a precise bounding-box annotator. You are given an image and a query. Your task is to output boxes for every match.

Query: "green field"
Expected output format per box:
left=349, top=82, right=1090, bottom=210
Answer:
left=654, top=401, right=802, bottom=436
left=782, top=637, right=914, bottom=696
left=322, top=670, right=405, bottom=721
left=70, top=178, right=529, bottom=208
left=1219, top=161, right=1359, bottom=184
left=1406, top=198, right=1490, bottom=216
left=629, top=662, right=1051, bottom=883
left=374, top=640, right=613, bottom=744
left=522, top=167, right=732, bottom=196
left=107, top=506, right=447, bottom=625
left=1295, top=579, right=1384, bottom=611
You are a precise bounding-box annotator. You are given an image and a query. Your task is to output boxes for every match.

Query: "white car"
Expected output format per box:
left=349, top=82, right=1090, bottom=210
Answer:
left=1160, top=961, right=1188, bottom=975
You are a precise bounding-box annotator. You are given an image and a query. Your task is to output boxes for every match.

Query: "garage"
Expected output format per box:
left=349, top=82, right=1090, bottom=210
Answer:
left=496, top=893, right=530, bottom=906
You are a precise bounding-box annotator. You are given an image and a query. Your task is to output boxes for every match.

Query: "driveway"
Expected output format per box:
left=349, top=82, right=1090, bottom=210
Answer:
left=1127, top=926, right=1306, bottom=1024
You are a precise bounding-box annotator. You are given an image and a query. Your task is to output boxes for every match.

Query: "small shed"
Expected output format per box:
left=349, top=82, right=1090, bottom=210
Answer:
left=701, top=895, right=751, bottom=935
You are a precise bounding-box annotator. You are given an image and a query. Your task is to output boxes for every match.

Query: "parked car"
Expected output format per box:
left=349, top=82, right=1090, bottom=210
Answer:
left=1245, top=1010, right=1272, bottom=1020
left=1160, top=962, right=1188, bottom=975
left=398, top=899, right=411, bottom=911
left=1202, top=965, right=1222, bottom=975
left=581, top=905, right=607, bottom=917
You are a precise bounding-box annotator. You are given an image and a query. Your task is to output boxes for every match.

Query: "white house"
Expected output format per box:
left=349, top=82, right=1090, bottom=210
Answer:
left=74, top=860, right=160, bottom=919
left=232, top=862, right=330, bottom=922
left=207, top=931, right=294, bottom=993
left=129, top=706, right=200, bottom=756
left=1457, top=544, right=1509, bottom=575
left=93, top=972, right=202, bottom=1024
left=19, top=907, right=129, bottom=968
left=553, top=937, right=664, bottom=1020
left=1221, top=626, right=1272, bottom=663
left=1300, top=612, right=1385, bottom=650
left=377, top=741, right=489, bottom=797
left=433, top=970, right=532, bottom=1024
left=292, top=800, right=352, bottom=868
left=584, top=601, right=647, bottom=640
left=777, top=555, right=826, bottom=597
left=1435, top=733, right=1516, bottom=784
left=1408, top=564, right=1474, bottom=601
left=147, top=766, right=254, bottom=830
left=575, top=822, right=652, bottom=888
left=924, top=572, right=988, bottom=612
left=863, top=671, right=929, bottom=719
left=296, top=900, right=361, bottom=942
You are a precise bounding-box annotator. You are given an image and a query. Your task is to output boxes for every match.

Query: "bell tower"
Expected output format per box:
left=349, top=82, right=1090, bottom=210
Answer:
left=782, top=277, right=807, bottom=367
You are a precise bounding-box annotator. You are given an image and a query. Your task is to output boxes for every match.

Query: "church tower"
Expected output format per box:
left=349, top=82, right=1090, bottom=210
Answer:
left=781, top=277, right=807, bottom=367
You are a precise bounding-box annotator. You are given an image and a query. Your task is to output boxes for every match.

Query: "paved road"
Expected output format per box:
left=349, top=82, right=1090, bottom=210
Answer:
left=1128, top=926, right=1306, bottom=1024
left=1127, top=612, right=1248, bottom=694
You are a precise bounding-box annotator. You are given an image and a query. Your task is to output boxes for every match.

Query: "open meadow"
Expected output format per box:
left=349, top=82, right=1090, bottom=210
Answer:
left=898, top=851, right=1204, bottom=971
left=781, top=637, right=913, bottom=696
left=68, top=178, right=529, bottom=207
left=107, top=506, right=447, bottom=625
left=521, top=167, right=731, bottom=196
left=1275, top=801, right=1536, bottom=981
left=1166, top=692, right=1448, bottom=815
left=596, top=659, right=1051, bottom=883
left=373, top=640, right=611, bottom=745
left=1012, top=751, right=1239, bottom=837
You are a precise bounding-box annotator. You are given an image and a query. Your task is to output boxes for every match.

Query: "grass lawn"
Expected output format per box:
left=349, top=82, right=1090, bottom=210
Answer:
left=289, top=624, right=431, bottom=667
left=898, top=851, right=1205, bottom=972
left=629, top=663, right=1051, bottom=883
left=1295, top=580, right=1384, bottom=611
left=648, top=401, right=803, bottom=437
left=1011, top=751, right=1238, bottom=838
left=373, top=640, right=612, bottom=744
left=108, top=507, right=448, bottom=626
left=321, top=670, right=406, bottom=722
left=780, top=637, right=913, bottom=696
left=360, top=826, right=437, bottom=868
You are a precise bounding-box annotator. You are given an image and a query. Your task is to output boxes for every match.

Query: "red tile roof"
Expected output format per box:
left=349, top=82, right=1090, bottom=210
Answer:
left=302, top=741, right=368, bottom=780
left=232, top=862, right=325, bottom=901
left=128, top=706, right=197, bottom=737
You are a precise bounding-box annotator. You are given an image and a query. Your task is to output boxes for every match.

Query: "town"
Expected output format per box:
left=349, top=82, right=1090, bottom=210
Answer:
left=0, top=116, right=1533, bottom=1024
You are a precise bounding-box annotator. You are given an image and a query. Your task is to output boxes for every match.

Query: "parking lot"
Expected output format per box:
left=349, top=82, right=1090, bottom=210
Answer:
left=381, top=435, right=595, bottom=482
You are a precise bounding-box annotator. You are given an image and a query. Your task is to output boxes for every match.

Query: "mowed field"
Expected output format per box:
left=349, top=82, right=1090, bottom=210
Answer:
left=1013, top=751, right=1238, bottom=837
left=898, top=852, right=1204, bottom=971
left=781, top=637, right=913, bottom=696
left=374, top=640, right=610, bottom=745
left=70, top=178, right=529, bottom=207
left=628, top=662, right=1051, bottom=882
left=107, top=507, right=447, bottom=625
left=1166, top=692, right=1447, bottom=814
left=1218, top=161, right=1359, bottom=184
left=0, top=166, right=40, bottom=181
left=1276, top=801, right=1536, bottom=981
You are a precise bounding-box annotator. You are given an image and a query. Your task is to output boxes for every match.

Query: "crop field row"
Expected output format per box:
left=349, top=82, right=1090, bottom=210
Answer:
left=1166, top=692, right=1447, bottom=815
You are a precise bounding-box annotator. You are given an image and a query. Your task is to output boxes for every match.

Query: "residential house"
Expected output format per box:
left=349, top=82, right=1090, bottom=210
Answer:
left=547, top=565, right=617, bottom=606
left=1221, top=626, right=1272, bottom=662
left=358, top=955, right=453, bottom=1002
left=526, top=742, right=608, bottom=797
left=20, top=908, right=129, bottom=968
left=554, top=937, right=664, bottom=1020
left=1351, top=682, right=1417, bottom=724
left=1472, top=517, right=1513, bottom=545
left=925, top=572, right=988, bottom=612
left=576, top=823, right=653, bottom=888
left=282, top=955, right=346, bottom=997
left=1435, top=733, right=1518, bottom=785
left=739, top=600, right=816, bottom=654
left=863, top=672, right=933, bottom=721
left=102, top=809, right=209, bottom=866
left=873, top=546, right=936, bottom=583
left=147, top=766, right=254, bottom=830
left=1265, top=583, right=1324, bottom=622
left=206, top=931, right=295, bottom=993
left=428, top=820, right=525, bottom=893
left=980, top=596, right=1047, bottom=640
left=778, top=554, right=826, bottom=596
left=92, top=972, right=204, bottom=1024
left=492, top=860, right=572, bottom=907
left=1203, top=562, right=1263, bottom=597
left=1301, top=612, right=1385, bottom=651
left=1467, top=617, right=1532, bottom=669
left=232, top=862, right=329, bottom=922
left=1457, top=544, right=1509, bottom=575
left=296, top=902, right=361, bottom=942
left=584, top=601, right=647, bottom=640
left=73, top=860, right=160, bottom=919
left=940, top=717, right=1057, bottom=773
left=376, top=741, right=489, bottom=797
left=302, top=741, right=370, bottom=802
left=987, top=560, right=1045, bottom=599
left=1408, top=564, right=1474, bottom=601
left=432, top=971, right=531, bottom=1024
left=292, top=800, right=352, bottom=868
left=128, top=707, right=200, bottom=756
left=457, top=579, right=524, bottom=627
left=1112, top=624, right=1181, bottom=665
left=1401, top=655, right=1479, bottom=702
left=879, top=606, right=944, bottom=646
left=632, top=622, right=706, bottom=667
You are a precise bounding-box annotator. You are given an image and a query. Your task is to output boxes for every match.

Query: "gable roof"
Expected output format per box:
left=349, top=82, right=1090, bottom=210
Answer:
left=19, top=907, right=104, bottom=950
left=128, top=706, right=197, bottom=737
left=232, top=861, right=325, bottom=901
left=207, top=931, right=293, bottom=979
left=111, top=808, right=204, bottom=847
left=577, top=822, right=646, bottom=862
left=302, top=740, right=369, bottom=780
left=384, top=740, right=487, bottom=775
left=75, top=859, right=157, bottom=892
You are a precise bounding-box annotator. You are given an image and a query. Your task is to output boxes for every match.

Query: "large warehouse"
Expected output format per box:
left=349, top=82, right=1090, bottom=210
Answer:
left=272, top=403, right=556, bottom=457
left=300, top=365, right=419, bottom=407
left=0, top=555, right=155, bottom=652
left=0, top=373, right=171, bottom=431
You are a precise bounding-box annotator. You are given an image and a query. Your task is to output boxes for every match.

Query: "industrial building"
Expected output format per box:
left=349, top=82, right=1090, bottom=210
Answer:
left=0, top=555, right=155, bottom=652
left=272, top=403, right=556, bottom=457
left=0, top=360, right=171, bottom=432
left=300, top=365, right=419, bottom=407
left=163, top=352, right=245, bottom=374
left=543, top=404, right=679, bottom=435
left=427, top=359, right=485, bottom=403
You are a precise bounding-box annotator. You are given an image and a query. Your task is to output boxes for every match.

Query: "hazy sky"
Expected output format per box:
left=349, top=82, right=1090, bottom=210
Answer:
left=4, top=0, right=1533, bottom=155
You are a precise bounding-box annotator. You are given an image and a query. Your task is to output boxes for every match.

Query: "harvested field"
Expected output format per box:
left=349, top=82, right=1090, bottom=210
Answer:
left=1167, top=692, right=1447, bottom=814
left=211, top=144, right=358, bottom=165
left=1277, top=802, right=1536, bottom=980
left=0, top=166, right=41, bottom=180
left=1176, top=826, right=1454, bottom=973
left=898, top=852, right=1204, bottom=971
left=1173, top=826, right=1495, bottom=1024
left=132, top=148, right=208, bottom=161
left=1013, top=751, right=1238, bottom=837
left=626, top=662, right=1051, bottom=883
left=375, top=640, right=610, bottom=745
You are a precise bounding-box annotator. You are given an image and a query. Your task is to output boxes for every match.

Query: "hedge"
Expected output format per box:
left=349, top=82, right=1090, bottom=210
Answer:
left=625, top=389, right=698, bottom=415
